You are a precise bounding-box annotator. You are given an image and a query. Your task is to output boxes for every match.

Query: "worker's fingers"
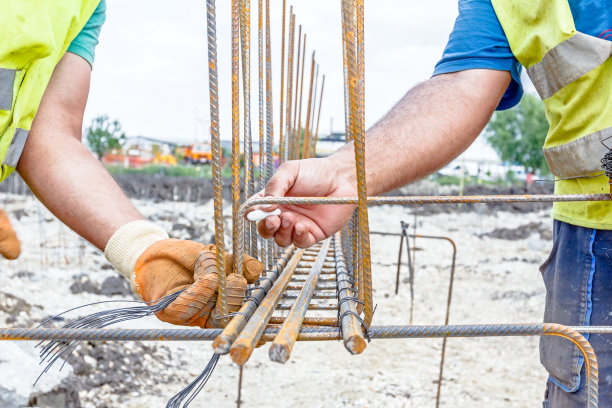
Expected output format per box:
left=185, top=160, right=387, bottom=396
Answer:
left=292, top=222, right=318, bottom=248
left=158, top=274, right=218, bottom=327
left=257, top=214, right=281, bottom=239
left=273, top=213, right=297, bottom=247
left=250, top=161, right=300, bottom=213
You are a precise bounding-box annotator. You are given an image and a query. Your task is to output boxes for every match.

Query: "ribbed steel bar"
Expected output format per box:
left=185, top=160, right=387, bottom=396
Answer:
left=302, top=52, right=316, bottom=158
left=257, top=0, right=265, bottom=268
left=206, top=0, right=227, bottom=322
left=268, top=317, right=338, bottom=326
left=335, top=232, right=367, bottom=354
left=7, top=321, right=600, bottom=405
left=347, top=0, right=373, bottom=328
left=275, top=303, right=337, bottom=311
left=309, top=64, right=319, bottom=148
left=296, top=33, right=307, bottom=159
left=239, top=0, right=256, bottom=257
left=291, top=24, right=302, bottom=160
left=270, top=238, right=331, bottom=363
left=229, top=249, right=306, bottom=365
left=313, top=74, right=325, bottom=155
left=212, top=246, right=295, bottom=354
left=278, top=0, right=287, bottom=164
left=231, top=0, right=241, bottom=282
left=284, top=12, right=296, bottom=163
left=264, top=0, right=275, bottom=270
left=235, top=194, right=610, bottom=284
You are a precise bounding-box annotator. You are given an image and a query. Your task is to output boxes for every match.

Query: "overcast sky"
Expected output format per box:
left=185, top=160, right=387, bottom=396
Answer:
left=84, top=0, right=466, bottom=145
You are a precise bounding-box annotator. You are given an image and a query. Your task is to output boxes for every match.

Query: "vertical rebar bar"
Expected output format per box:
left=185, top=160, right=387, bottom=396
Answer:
left=284, top=12, right=296, bottom=163
left=265, top=0, right=274, bottom=269
left=239, top=0, right=256, bottom=257
left=206, top=0, right=227, bottom=324
left=296, top=33, right=307, bottom=159
left=302, top=53, right=316, bottom=159
left=343, top=0, right=372, bottom=326
left=257, top=0, right=266, bottom=266
left=232, top=0, right=241, bottom=280
left=313, top=74, right=325, bottom=155
left=292, top=25, right=302, bottom=160
left=278, top=0, right=287, bottom=164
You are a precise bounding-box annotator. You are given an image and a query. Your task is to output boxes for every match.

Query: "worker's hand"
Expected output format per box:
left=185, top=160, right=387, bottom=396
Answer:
left=249, top=156, right=357, bottom=248
left=0, top=210, right=20, bottom=260
left=104, top=221, right=264, bottom=327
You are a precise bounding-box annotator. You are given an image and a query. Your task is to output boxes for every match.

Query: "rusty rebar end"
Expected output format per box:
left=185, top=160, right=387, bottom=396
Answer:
left=212, top=335, right=231, bottom=355
left=229, top=339, right=254, bottom=365
left=268, top=343, right=290, bottom=364
left=344, top=335, right=367, bottom=355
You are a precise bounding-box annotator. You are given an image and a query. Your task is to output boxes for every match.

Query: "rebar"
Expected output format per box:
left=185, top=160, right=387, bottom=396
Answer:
left=296, top=33, right=307, bottom=159
left=231, top=0, right=241, bottom=282
left=229, top=249, right=305, bottom=365
left=206, top=0, right=227, bottom=323
left=278, top=0, right=287, bottom=164
left=335, top=232, right=367, bottom=354
left=269, top=238, right=331, bottom=363
left=283, top=11, right=296, bottom=163
left=213, top=246, right=295, bottom=354
left=302, top=52, right=316, bottom=158
left=239, top=0, right=256, bottom=256
left=313, top=74, right=325, bottom=154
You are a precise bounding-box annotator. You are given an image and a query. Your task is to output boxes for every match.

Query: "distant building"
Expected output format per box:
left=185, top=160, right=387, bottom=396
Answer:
left=315, top=132, right=346, bottom=157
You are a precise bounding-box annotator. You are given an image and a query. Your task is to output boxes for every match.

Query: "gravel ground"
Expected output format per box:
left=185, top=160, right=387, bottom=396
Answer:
left=0, top=193, right=552, bottom=407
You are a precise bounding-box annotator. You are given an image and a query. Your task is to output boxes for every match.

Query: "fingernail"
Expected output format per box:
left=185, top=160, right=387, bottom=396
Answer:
left=295, top=228, right=303, bottom=236
left=281, top=217, right=290, bottom=228
left=266, top=218, right=275, bottom=229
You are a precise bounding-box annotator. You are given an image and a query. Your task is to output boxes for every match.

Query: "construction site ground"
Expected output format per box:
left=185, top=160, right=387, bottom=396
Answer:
left=0, top=189, right=552, bottom=407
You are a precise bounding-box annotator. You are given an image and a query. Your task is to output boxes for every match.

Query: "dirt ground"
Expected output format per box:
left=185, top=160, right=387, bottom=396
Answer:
left=0, top=193, right=553, bottom=407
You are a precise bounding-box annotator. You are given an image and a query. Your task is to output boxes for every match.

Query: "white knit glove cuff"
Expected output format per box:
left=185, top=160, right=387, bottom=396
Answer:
left=104, top=220, right=169, bottom=281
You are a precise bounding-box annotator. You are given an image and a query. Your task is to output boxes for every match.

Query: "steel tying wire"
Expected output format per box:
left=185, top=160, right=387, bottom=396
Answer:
left=166, top=354, right=220, bottom=408
left=206, top=0, right=227, bottom=323
left=239, top=0, right=256, bottom=257
left=284, top=11, right=296, bottom=163
left=278, top=0, right=287, bottom=164
left=33, top=291, right=182, bottom=386
left=232, top=0, right=241, bottom=281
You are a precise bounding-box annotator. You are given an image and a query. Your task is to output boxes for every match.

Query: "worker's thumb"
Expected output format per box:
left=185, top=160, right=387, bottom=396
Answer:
left=262, top=161, right=299, bottom=209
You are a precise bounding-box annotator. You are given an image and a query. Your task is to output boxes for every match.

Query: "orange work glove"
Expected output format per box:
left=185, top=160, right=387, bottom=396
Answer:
left=104, top=221, right=264, bottom=327
left=0, top=210, right=20, bottom=260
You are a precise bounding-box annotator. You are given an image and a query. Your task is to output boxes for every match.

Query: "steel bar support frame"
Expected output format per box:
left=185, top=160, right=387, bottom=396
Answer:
left=213, top=246, right=295, bottom=354
left=229, top=249, right=306, bottom=365
left=269, top=238, right=331, bottom=363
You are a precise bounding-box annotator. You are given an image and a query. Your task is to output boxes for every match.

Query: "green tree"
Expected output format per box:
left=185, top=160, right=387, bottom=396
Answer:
left=86, top=115, right=126, bottom=160
left=485, top=93, right=549, bottom=175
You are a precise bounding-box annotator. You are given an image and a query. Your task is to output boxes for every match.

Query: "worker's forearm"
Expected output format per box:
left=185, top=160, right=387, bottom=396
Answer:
left=18, top=135, right=143, bottom=251
left=332, top=69, right=512, bottom=196
left=16, top=53, right=143, bottom=251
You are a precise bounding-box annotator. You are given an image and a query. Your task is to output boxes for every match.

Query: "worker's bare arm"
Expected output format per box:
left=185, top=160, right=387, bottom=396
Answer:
left=16, top=52, right=143, bottom=250
left=256, top=69, right=511, bottom=247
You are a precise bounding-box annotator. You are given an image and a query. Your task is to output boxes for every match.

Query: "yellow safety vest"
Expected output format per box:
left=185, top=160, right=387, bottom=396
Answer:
left=492, top=0, right=612, bottom=229
left=0, top=0, right=99, bottom=182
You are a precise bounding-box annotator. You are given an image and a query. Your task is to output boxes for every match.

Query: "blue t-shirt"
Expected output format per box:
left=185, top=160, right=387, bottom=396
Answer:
left=66, top=0, right=106, bottom=67
left=433, top=0, right=612, bottom=110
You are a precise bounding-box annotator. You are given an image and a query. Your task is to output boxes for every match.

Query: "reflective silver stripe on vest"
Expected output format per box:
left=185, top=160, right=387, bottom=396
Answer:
left=2, top=128, right=29, bottom=167
left=527, top=32, right=612, bottom=100
left=543, top=127, right=612, bottom=178
left=0, top=68, right=17, bottom=111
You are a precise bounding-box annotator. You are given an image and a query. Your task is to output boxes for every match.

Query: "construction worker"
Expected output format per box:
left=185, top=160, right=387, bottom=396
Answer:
left=254, top=0, right=612, bottom=406
left=1, top=1, right=260, bottom=328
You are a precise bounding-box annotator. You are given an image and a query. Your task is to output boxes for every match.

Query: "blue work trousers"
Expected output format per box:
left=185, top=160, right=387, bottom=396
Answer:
left=541, top=220, right=612, bottom=407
